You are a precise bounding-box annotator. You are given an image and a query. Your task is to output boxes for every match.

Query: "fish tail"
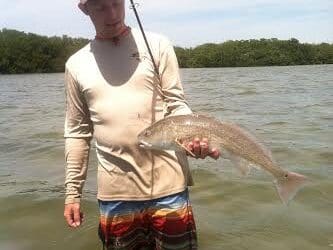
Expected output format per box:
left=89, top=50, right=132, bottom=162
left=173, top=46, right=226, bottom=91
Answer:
left=274, top=171, right=308, bottom=205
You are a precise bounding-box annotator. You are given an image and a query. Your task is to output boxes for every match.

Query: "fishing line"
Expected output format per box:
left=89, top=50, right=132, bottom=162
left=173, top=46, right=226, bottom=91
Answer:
left=129, top=3, right=195, bottom=247
left=129, top=0, right=160, bottom=78
left=129, top=0, right=166, bottom=120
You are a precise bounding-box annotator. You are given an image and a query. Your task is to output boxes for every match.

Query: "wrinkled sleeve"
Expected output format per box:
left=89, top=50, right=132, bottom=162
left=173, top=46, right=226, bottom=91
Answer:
left=158, top=39, right=192, bottom=117
left=64, top=67, right=93, bottom=204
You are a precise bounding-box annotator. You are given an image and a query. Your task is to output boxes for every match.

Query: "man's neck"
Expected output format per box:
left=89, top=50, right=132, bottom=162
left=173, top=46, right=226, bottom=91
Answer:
left=95, top=26, right=131, bottom=45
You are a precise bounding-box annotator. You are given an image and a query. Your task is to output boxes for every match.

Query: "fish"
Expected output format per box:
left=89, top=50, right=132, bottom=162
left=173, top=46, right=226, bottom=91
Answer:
left=137, top=114, right=308, bottom=205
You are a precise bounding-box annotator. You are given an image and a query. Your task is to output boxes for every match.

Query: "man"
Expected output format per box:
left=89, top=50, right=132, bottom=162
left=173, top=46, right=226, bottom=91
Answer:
left=63, top=0, right=219, bottom=249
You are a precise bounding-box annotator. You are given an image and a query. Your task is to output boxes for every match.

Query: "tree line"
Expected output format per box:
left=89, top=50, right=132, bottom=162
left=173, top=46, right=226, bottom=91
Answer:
left=175, top=39, right=333, bottom=68
left=0, top=28, right=332, bottom=74
left=0, top=29, right=88, bottom=74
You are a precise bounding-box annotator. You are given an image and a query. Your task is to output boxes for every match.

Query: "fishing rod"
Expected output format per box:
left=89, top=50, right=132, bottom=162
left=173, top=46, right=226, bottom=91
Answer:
left=129, top=0, right=160, bottom=77
left=129, top=4, right=194, bottom=247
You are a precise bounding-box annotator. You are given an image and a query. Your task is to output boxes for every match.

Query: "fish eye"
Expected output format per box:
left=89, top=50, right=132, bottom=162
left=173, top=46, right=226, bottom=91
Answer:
left=144, top=130, right=151, bottom=136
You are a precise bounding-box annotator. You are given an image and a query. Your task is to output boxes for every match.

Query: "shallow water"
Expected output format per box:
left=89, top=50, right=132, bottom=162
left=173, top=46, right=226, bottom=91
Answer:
left=0, top=65, right=332, bottom=249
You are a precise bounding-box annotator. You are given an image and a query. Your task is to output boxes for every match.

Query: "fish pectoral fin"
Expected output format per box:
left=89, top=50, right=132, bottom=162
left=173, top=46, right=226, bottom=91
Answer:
left=221, top=149, right=256, bottom=176
left=230, top=155, right=252, bottom=176
left=248, top=163, right=261, bottom=170
left=175, top=138, right=195, bottom=157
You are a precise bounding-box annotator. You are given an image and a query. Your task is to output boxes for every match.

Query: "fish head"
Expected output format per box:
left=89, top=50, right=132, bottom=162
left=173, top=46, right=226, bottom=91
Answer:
left=137, top=122, right=178, bottom=150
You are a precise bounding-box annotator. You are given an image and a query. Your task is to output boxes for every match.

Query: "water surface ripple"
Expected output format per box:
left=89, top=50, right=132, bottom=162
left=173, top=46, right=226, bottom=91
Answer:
left=0, top=65, right=332, bottom=249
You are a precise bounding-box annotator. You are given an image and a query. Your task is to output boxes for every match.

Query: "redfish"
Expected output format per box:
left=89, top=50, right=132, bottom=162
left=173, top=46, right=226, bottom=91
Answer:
left=138, top=114, right=308, bottom=204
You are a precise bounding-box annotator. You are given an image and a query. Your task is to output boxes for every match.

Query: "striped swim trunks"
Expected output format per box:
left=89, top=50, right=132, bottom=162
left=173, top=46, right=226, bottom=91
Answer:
left=98, top=189, right=197, bottom=250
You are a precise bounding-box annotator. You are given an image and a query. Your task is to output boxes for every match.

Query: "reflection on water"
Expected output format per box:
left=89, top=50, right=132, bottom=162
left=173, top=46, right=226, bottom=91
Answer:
left=0, top=65, right=332, bottom=249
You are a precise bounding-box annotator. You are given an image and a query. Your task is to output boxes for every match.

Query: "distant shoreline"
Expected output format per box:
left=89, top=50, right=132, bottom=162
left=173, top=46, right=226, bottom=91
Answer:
left=1, top=64, right=332, bottom=76
left=1, top=28, right=332, bottom=74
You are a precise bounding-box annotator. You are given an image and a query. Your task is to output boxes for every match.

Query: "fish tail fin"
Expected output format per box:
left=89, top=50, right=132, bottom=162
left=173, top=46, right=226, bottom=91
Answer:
left=274, top=171, right=308, bottom=205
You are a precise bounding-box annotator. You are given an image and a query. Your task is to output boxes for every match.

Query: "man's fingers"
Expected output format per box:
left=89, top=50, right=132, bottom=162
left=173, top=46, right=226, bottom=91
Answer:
left=73, top=207, right=82, bottom=227
left=65, top=214, right=74, bottom=227
left=186, top=141, right=194, bottom=155
left=200, top=141, right=209, bottom=159
left=209, top=148, right=220, bottom=160
left=64, top=204, right=82, bottom=228
left=64, top=207, right=75, bottom=227
left=193, top=138, right=201, bottom=157
left=185, top=138, right=220, bottom=160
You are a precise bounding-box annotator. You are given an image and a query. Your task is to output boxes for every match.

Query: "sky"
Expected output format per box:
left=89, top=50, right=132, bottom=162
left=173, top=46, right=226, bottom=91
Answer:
left=1, top=0, right=332, bottom=47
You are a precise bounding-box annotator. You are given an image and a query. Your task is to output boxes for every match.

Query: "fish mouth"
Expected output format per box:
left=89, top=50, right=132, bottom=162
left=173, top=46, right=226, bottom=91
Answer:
left=138, top=140, right=152, bottom=148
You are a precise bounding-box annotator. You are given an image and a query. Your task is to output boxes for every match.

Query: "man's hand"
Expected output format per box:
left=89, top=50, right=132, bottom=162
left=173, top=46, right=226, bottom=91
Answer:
left=186, top=138, right=220, bottom=159
left=64, top=203, right=84, bottom=228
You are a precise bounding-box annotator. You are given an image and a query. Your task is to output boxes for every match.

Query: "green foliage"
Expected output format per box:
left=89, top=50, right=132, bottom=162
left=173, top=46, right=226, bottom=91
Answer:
left=0, top=29, right=88, bottom=74
left=175, top=38, right=333, bottom=68
left=0, top=28, right=332, bottom=74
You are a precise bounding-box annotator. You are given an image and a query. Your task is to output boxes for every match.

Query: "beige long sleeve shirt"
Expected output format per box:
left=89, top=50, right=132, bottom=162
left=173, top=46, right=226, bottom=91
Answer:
left=64, top=28, right=193, bottom=204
